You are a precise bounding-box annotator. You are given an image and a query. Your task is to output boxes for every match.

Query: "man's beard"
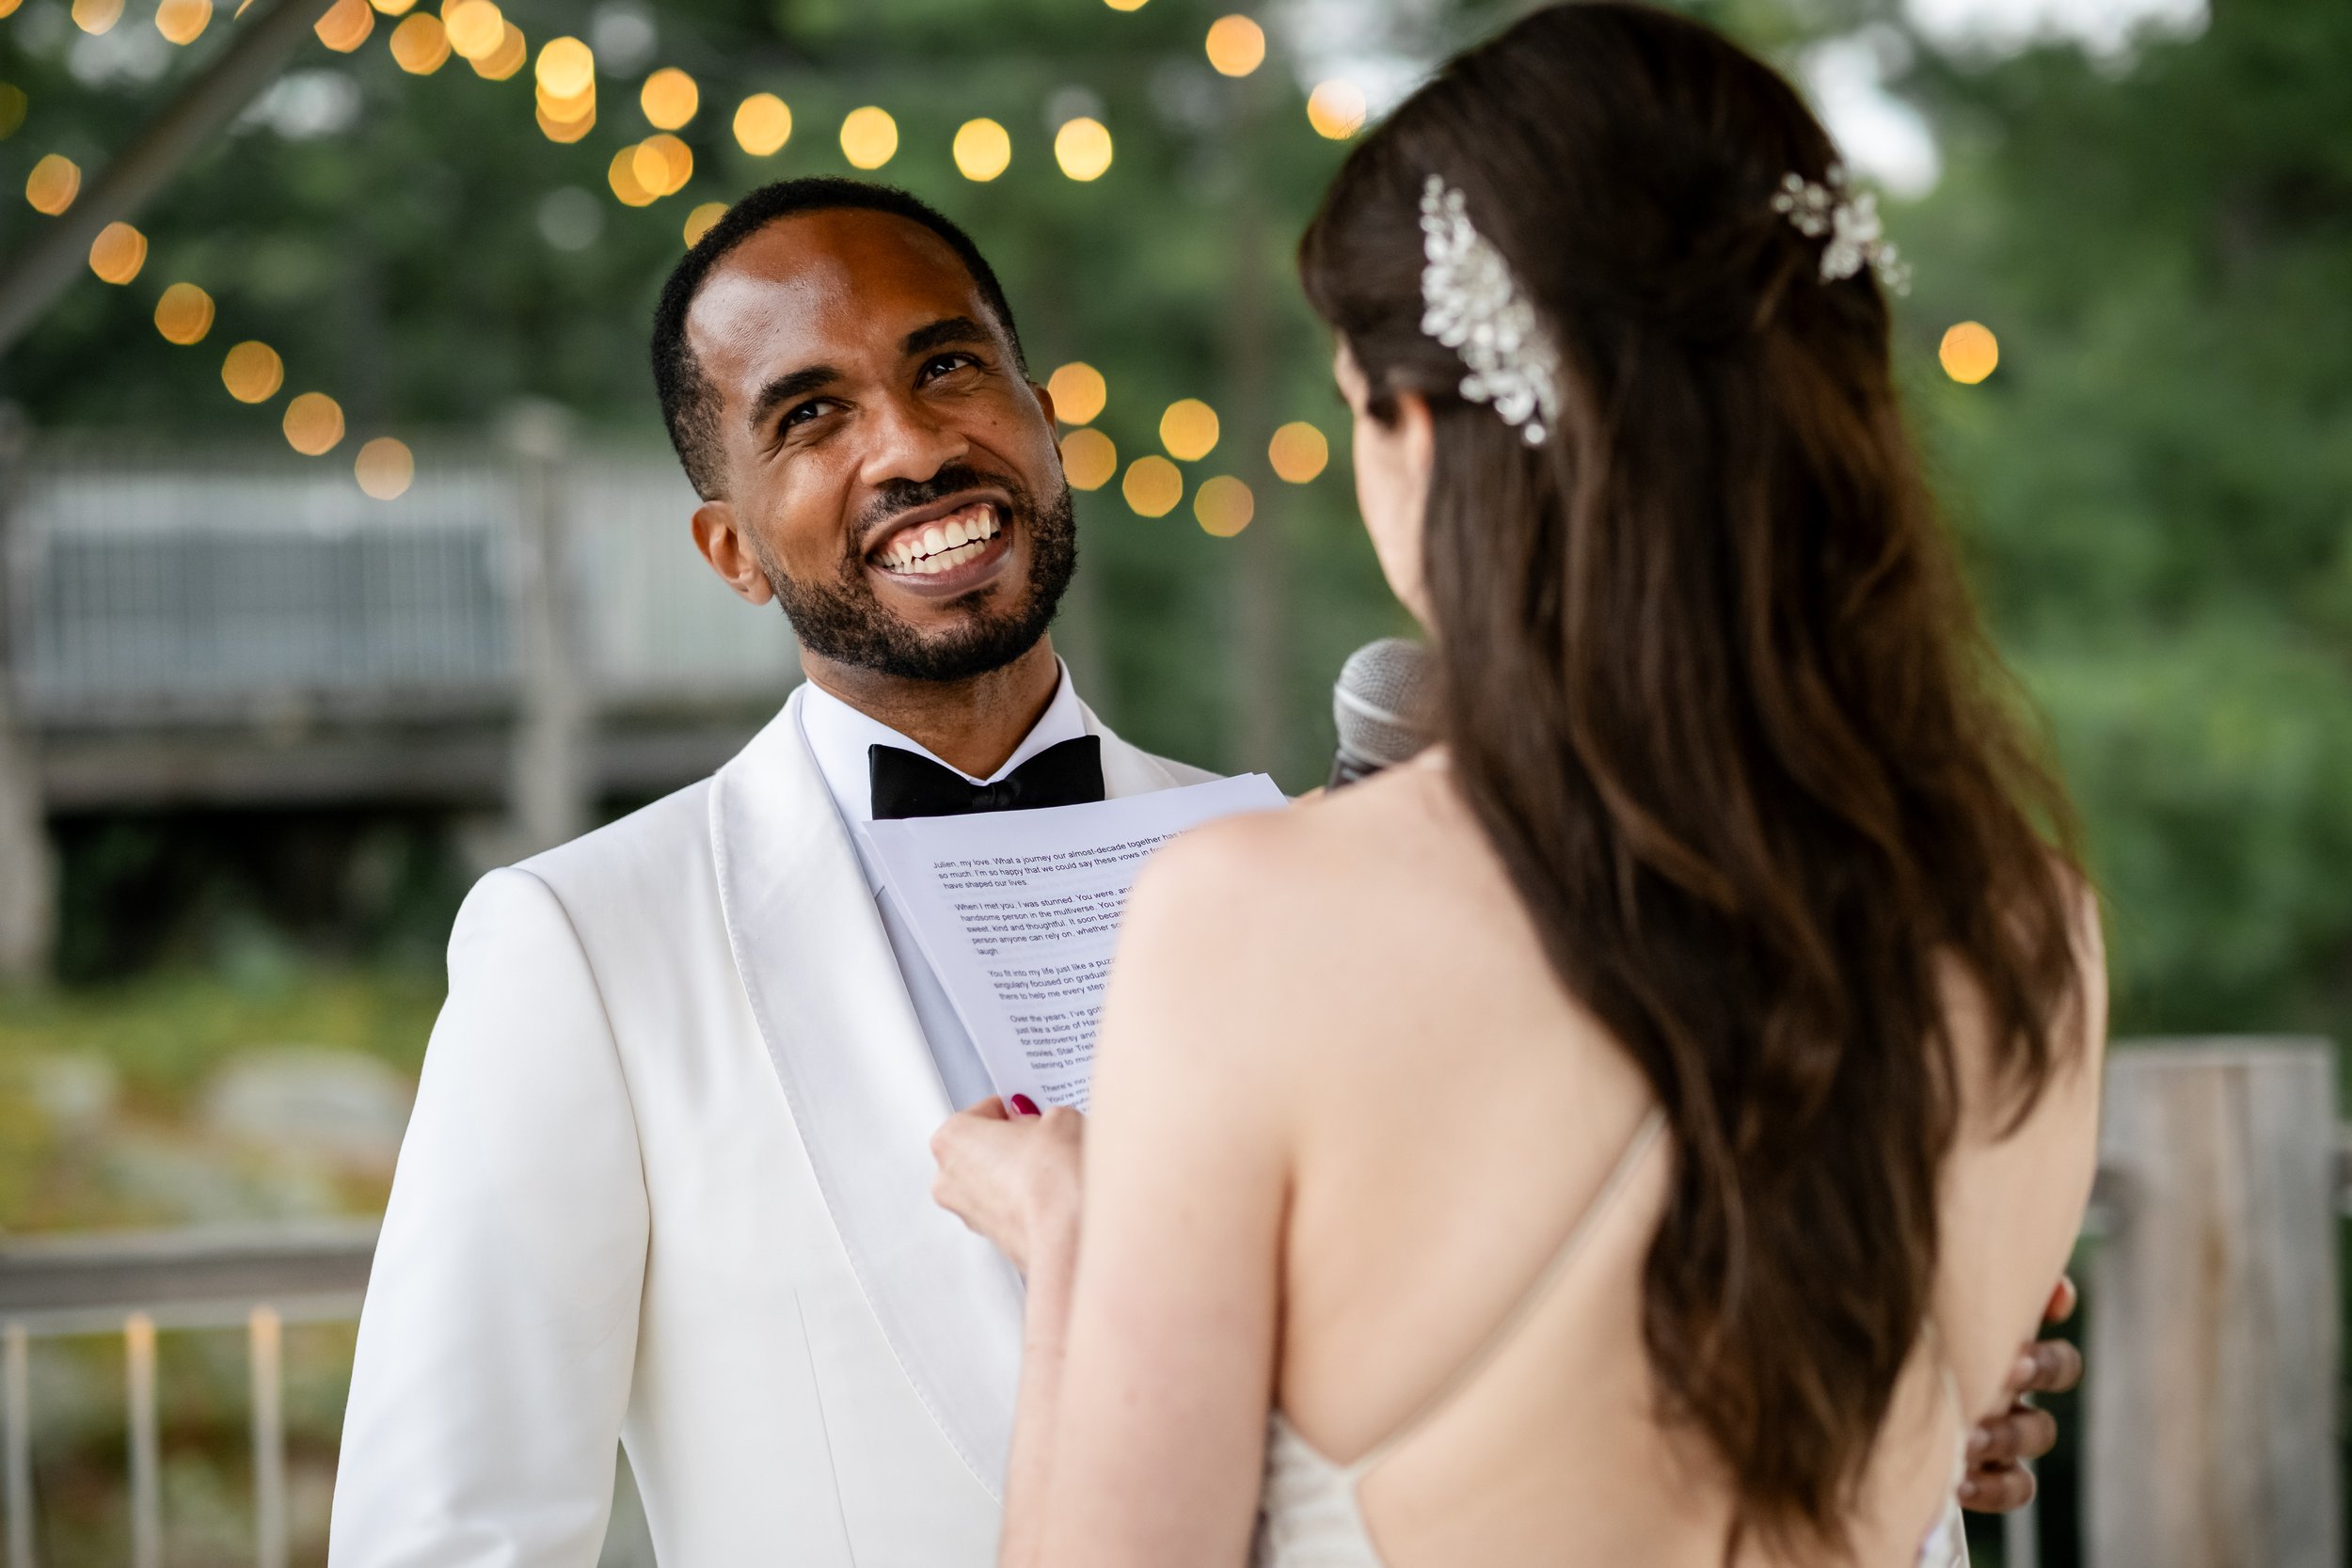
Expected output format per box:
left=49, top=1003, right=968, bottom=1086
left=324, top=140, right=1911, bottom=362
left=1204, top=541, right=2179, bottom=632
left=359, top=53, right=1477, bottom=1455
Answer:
left=760, top=463, right=1078, bottom=683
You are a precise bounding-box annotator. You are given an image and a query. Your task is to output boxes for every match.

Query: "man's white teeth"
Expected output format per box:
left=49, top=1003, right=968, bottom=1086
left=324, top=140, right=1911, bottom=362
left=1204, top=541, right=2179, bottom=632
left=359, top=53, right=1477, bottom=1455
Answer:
left=915, top=540, right=986, bottom=574
left=884, top=507, right=1000, bottom=573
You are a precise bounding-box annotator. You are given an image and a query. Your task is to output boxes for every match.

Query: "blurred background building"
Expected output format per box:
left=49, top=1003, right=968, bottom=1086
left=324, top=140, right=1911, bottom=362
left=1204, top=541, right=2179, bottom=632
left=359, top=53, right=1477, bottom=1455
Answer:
left=0, top=0, right=2345, bottom=1561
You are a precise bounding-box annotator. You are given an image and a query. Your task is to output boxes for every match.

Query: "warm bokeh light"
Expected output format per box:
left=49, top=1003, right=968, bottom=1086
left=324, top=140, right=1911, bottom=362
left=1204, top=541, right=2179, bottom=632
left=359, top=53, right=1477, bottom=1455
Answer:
left=283, top=392, right=346, bottom=457
left=0, top=0, right=24, bottom=17
left=607, top=146, right=654, bottom=207
left=221, top=341, right=284, bottom=404
left=1267, top=420, right=1328, bottom=483
left=0, top=85, right=24, bottom=139
left=1940, top=321, right=1999, bottom=385
left=370, top=0, right=416, bottom=13
left=536, top=103, right=595, bottom=142
left=734, top=93, right=791, bottom=156
left=640, top=67, right=697, bottom=130
left=1204, top=15, right=1264, bottom=76
left=633, top=134, right=692, bottom=198
left=25, top=154, right=80, bottom=215
left=155, top=0, right=211, bottom=44
left=536, top=80, right=595, bottom=123
left=153, top=282, right=215, bottom=345
left=470, top=19, right=524, bottom=79
left=1307, top=80, right=1366, bottom=139
left=840, top=106, right=898, bottom=170
left=87, top=221, right=146, bottom=285
left=312, top=0, right=371, bottom=52
left=953, top=118, right=1011, bottom=182
left=389, top=13, right=450, bottom=72
left=356, top=437, right=415, bottom=500
left=1054, top=117, right=1112, bottom=182
left=534, top=35, right=595, bottom=98
left=1046, top=363, right=1107, bottom=426
left=441, top=0, right=501, bottom=59
left=1159, top=398, right=1219, bottom=461
left=1194, top=475, right=1254, bottom=536
left=683, top=200, right=726, bottom=246
left=71, top=0, right=121, bottom=35
left=1122, top=455, right=1183, bottom=517
left=1104, top=0, right=1146, bottom=10
left=1060, top=429, right=1117, bottom=492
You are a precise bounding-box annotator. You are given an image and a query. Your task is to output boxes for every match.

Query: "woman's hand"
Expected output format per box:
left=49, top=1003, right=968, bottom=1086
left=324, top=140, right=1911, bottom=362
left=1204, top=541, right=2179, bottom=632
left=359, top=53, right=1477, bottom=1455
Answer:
left=930, top=1097, right=1086, bottom=1278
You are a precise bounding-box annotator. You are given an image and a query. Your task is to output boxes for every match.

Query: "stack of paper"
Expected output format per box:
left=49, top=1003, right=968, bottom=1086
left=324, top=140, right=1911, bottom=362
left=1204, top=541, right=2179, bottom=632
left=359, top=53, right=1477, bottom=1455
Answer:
left=864, top=774, right=1287, bottom=1109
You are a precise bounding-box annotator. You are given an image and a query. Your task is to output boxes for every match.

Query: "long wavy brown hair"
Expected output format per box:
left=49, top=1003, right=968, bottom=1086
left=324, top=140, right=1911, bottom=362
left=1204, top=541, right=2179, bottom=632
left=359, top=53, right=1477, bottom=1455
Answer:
left=1300, top=2, right=2086, bottom=1554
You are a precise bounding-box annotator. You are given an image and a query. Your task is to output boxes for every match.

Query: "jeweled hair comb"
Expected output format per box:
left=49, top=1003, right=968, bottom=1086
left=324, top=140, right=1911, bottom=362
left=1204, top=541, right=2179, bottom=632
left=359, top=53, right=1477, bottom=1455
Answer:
left=1771, top=165, right=1911, bottom=294
left=1418, top=175, right=1563, bottom=448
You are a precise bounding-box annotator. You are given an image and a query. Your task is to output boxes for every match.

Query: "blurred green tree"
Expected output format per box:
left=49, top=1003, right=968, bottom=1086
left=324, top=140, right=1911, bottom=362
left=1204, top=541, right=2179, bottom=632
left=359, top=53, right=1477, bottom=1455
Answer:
left=1899, top=0, right=2352, bottom=1048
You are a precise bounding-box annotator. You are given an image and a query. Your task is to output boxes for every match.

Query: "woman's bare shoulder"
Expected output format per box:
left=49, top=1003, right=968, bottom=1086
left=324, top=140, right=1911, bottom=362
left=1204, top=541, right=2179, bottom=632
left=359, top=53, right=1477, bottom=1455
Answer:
left=1130, top=762, right=1481, bottom=943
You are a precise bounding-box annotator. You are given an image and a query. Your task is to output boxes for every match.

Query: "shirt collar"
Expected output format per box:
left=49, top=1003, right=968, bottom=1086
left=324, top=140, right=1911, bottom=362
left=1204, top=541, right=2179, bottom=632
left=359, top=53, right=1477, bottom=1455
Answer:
left=796, top=660, right=1087, bottom=833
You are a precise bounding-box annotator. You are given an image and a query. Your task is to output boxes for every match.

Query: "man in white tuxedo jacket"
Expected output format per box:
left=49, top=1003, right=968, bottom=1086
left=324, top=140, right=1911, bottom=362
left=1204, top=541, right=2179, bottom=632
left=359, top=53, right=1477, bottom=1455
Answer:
left=329, top=179, right=1210, bottom=1565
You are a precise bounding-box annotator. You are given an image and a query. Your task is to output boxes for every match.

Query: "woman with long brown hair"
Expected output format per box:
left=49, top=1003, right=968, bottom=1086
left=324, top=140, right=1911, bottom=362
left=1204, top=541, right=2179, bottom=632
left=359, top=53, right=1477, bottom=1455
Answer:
left=930, top=4, right=2106, bottom=1562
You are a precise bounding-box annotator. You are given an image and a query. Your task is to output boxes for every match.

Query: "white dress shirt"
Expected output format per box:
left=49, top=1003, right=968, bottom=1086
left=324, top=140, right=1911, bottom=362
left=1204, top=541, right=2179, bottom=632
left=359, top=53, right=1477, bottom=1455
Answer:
left=796, top=666, right=1089, bottom=1111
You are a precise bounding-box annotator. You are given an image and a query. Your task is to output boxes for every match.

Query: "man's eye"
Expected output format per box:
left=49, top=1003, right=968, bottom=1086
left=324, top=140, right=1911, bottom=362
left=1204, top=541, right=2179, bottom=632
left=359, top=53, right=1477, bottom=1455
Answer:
left=783, top=399, right=834, bottom=430
left=921, top=353, right=979, bottom=383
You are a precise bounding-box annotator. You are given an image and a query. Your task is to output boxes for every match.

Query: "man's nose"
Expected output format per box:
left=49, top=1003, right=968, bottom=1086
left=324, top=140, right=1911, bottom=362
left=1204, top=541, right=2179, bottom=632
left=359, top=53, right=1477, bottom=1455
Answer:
left=858, top=390, right=970, bottom=490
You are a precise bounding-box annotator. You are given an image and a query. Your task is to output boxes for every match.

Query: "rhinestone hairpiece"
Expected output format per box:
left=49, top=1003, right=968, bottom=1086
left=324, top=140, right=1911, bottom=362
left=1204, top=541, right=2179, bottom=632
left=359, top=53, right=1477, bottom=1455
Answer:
left=1418, top=175, right=1562, bottom=447
left=1771, top=165, right=1911, bottom=294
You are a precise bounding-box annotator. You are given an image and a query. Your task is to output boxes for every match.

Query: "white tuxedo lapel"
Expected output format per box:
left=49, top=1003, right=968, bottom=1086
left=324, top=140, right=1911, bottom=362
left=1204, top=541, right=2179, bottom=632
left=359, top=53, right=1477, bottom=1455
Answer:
left=710, top=688, right=1026, bottom=1497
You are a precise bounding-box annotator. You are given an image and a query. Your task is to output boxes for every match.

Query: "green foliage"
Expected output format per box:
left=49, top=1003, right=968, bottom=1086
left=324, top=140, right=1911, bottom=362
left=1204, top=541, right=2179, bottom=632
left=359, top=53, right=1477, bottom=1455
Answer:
left=1899, top=0, right=2352, bottom=1046
left=0, top=966, right=440, bottom=1229
left=0, top=966, right=442, bottom=1108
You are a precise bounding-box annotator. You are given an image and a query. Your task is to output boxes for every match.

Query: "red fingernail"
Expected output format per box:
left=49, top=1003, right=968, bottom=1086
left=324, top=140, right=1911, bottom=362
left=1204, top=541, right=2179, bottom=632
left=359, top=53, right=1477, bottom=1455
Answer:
left=1010, top=1094, right=1041, bottom=1117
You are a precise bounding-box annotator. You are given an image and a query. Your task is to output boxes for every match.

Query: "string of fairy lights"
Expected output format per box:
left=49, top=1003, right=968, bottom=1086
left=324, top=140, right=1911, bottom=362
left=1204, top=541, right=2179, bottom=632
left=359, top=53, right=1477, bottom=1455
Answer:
left=6, top=0, right=2001, bottom=526
left=2, top=0, right=1361, bottom=527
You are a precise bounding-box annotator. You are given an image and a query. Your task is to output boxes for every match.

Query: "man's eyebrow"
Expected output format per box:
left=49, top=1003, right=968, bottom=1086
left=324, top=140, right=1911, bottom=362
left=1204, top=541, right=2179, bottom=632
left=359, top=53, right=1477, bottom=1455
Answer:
left=747, top=364, right=840, bottom=434
left=901, top=316, right=993, bottom=358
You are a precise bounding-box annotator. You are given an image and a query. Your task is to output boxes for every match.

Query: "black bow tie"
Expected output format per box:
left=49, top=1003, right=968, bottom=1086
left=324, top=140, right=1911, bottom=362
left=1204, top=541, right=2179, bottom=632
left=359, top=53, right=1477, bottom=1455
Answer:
left=869, top=736, right=1106, bottom=821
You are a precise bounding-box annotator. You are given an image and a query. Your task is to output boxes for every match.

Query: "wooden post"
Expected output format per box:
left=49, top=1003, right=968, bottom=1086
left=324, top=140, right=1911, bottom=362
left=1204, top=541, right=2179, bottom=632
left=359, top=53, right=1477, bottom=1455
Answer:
left=124, top=1312, right=160, bottom=1568
left=0, top=407, right=54, bottom=983
left=4, top=1321, right=31, bottom=1568
left=506, top=406, right=590, bottom=856
left=2087, top=1038, right=2339, bottom=1568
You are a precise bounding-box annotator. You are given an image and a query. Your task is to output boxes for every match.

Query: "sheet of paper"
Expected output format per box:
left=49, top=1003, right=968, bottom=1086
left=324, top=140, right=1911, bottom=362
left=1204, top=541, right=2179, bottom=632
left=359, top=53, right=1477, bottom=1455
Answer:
left=862, top=773, right=1288, bottom=1110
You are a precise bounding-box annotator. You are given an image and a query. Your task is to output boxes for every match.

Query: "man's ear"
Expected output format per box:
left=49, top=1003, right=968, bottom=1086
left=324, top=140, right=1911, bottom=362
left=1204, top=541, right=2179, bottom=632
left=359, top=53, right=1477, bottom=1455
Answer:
left=1030, top=379, right=1057, bottom=428
left=691, top=499, right=776, bottom=606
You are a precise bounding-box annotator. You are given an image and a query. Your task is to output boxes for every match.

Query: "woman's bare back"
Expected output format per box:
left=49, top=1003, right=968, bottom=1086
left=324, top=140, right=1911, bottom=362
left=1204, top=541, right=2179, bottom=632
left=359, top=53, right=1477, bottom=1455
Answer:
left=1234, top=758, right=2105, bottom=1566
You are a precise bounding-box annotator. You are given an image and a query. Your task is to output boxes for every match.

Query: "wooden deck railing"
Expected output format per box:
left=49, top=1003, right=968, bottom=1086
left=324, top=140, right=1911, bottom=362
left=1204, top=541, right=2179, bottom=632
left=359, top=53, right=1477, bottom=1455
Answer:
left=0, top=1221, right=374, bottom=1568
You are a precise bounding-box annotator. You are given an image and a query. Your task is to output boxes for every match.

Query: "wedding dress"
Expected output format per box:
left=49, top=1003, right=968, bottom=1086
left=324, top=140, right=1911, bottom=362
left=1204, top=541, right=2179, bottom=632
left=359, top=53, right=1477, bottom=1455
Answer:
left=1251, top=1109, right=1971, bottom=1568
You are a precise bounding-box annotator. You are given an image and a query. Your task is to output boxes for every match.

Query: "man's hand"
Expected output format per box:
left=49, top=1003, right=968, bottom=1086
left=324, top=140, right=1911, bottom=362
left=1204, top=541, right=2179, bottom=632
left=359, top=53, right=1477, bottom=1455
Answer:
left=1960, top=1276, right=2083, bottom=1512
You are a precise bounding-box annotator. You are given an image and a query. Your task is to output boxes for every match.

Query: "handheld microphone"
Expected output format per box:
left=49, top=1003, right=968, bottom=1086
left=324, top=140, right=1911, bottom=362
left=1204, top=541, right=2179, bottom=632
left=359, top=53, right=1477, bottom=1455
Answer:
left=1329, top=638, right=1435, bottom=789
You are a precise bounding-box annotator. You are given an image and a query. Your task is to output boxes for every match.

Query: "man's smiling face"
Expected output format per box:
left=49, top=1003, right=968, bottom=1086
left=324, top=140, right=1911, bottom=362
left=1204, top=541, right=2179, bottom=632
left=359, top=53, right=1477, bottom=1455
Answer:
left=685, top=207, right=1074, bottom=682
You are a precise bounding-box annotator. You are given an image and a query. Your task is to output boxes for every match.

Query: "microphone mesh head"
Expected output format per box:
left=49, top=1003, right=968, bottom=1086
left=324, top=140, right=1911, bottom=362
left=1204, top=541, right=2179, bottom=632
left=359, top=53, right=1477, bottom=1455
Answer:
left=1333, top=638, right=1435, bottom=770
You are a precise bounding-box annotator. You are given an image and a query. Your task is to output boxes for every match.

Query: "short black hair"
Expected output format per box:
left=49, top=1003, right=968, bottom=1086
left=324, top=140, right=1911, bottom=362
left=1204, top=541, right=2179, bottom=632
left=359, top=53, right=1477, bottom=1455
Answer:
left=650, top=178, right=1026, bottom=500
